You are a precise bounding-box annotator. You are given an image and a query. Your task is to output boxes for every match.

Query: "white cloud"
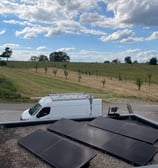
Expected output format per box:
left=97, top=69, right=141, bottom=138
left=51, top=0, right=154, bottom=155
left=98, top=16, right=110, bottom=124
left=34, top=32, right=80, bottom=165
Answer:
left=0, top=43, right=19, bottom=49
left=0, top=0, right=106, bottom=39
left=0, top=29, right=5, bottom=35
left=105, top=0, right=158, bottom=27
left=147, top=31, right=158, bottom=40
left=16, top=26, right=47, bottom=39
left=80, top=12, right=105, bottom=23
left=3, top=20, right=34, bottom=26
left=37, top=46, right=47, bottom=51
left=56, top=48, right=76, bottom=52
left=100, top=29, right=134, bottom=42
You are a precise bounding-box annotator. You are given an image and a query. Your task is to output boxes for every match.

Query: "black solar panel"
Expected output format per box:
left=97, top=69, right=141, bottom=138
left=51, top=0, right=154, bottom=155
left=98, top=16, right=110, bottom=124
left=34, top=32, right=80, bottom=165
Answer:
left=47, top=118, right=82, bottom=135
left=48, top=119, right=158, bottom=166
left=18, top=129, right=60, bottom=155
left=89, top=116, right=124, bottom=132
left=69, top=124, right=115, bottom=150
left=41, top=138, right=96, bottom=168
left=89, top=116, right=158, bottom=144
left=18, top=129, right=96, bottom=168
left=117, top=123, right=158, bottom=144
left=104, top=134, right=157, bottom=166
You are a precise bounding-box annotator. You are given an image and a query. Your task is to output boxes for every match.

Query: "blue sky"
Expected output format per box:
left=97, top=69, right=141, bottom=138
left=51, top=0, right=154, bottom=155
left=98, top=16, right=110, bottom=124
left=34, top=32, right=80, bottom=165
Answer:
left=0, top=0, right=158, bottom=63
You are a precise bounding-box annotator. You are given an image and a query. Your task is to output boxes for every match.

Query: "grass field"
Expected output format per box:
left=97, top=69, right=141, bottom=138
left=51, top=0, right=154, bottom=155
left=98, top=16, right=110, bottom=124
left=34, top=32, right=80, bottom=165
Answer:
left=7, top=61, right=158, bottom=84
left=0, top=61, right=158, bottom=102
left=0, top=67, right=120, bottom=102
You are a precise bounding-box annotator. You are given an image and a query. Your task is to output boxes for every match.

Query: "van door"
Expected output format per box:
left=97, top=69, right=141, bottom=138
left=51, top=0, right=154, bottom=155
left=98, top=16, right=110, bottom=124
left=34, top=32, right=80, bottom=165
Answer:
left=36, top=107, right=51, bottom=119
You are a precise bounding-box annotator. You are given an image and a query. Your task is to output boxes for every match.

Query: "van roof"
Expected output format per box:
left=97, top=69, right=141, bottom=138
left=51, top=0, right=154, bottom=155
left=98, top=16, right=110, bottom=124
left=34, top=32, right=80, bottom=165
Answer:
left=39, top=96, right=52, bottom=106
left=49, top=93, right=93, bottom=101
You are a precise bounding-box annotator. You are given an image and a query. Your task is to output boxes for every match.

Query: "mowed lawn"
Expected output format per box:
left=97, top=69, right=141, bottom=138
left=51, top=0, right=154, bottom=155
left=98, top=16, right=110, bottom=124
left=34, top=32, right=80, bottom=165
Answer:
left=0, top=67, right=119, bottom=100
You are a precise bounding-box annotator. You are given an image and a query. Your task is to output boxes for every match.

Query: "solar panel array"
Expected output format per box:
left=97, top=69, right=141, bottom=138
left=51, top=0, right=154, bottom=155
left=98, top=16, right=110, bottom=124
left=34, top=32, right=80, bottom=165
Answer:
left=48, top=118, right=158, bottom=166
left=18, top=129, right=96, bottom=168
left=89, top=116, right=158, bottom=144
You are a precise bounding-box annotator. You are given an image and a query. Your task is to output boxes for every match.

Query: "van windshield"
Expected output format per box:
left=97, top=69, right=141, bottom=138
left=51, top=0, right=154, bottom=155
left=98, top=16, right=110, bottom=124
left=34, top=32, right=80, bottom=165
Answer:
left=29, top=103, right=42, bottom=116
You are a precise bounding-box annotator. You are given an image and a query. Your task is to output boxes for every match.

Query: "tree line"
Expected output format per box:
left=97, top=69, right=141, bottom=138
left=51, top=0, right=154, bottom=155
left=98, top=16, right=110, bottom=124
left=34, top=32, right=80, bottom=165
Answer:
left=30, top=51, right=70, bottom=62
left=104, top=56, right=158, bottom=65
left=0, top=47, right=157, bottom=65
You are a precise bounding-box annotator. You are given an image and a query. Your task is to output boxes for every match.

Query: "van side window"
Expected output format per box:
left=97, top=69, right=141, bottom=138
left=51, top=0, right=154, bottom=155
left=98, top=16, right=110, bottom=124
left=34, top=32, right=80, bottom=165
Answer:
left=37, top=107, right=50, bottom=118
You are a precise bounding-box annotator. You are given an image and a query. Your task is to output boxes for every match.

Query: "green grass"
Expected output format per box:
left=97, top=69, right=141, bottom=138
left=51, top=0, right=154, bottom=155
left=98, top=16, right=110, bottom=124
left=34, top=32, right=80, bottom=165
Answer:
left=0, top=76, right=21, bottom=101
left=0, top=67, right=121, bottom=102
left=7, top=61, right=158, bottom=84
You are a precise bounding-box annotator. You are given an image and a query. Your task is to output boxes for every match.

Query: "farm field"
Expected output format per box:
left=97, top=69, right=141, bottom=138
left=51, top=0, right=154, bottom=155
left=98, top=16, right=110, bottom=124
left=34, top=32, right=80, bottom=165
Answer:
left=7, top=61, right=158, bottom=84
left=0, top=62, right=158, bottom=102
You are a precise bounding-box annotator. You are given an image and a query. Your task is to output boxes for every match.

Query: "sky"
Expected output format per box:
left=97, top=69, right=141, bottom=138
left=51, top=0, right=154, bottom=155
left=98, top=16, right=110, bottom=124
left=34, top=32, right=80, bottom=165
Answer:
left=0, top=0, right=158, bottom=63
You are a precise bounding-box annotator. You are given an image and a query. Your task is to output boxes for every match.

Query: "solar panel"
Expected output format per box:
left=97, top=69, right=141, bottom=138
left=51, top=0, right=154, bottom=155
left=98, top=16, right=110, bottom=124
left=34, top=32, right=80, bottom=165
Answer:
left=18, top=129, right=96, bottom=168
left=69, top=124, right=115, bottom=150
left=89, top=116, right=125, bottom=132
left=117, top=123, right=158, bottom=144
left=41, top=138, right=96, bottom=168
left=47, top=118, right=82, bottom=135
left=104, top=134, right=157, bottom=166
left=18, top=129, right=60, bottom=155
left=48, top=119, right=158, bottom=166
left=89, top=116, right=158, bottom=144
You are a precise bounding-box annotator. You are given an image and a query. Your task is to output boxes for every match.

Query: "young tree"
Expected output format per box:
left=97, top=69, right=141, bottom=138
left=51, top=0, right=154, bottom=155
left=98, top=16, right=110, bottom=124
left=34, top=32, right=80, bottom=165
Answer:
left=102, top=78, right=106, bottom=88
left=53, top=69, right=57, bottom=77
left=45, top=65, right=48, bottom=75
left=135, top=78, right=143, bottom=91
left=35, top=63, right=38, bottom=73
left=147, top=74, right=152, bottom=86
left=64, top=70, right=68, bottom=79
left=78, top=73, right=82, bottom=82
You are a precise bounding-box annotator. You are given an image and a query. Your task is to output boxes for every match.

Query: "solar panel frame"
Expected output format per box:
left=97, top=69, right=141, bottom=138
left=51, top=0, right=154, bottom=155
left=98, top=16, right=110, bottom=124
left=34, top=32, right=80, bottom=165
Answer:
left=89, top=116, right=158, bottom=144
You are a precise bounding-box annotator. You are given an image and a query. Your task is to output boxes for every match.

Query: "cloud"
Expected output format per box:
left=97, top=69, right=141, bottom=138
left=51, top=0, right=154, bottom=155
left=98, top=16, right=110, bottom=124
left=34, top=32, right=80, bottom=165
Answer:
left=147, top=31, right=158, bottom=40
left=0, top=29, right=5, bottom=35
left=0, top=43, right=19, bottom=49
left=16, top=26, right=47, bottom=39
left=80, top=12, right=105, bottom=23
left=0, top=0, right=106, bottom=39
left=100, top=29, right=134, bottom=42
left=37, top=46, right=47, bottom=51
left=56, top=48, right=76, bottom=52
left=3, top=20, right=34, bottom=26
left=105, top=0, right=158, bottom=27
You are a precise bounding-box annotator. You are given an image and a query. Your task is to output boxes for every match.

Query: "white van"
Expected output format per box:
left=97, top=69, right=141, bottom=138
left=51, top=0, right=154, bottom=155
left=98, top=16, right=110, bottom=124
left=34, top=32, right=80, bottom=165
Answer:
left=21, top=93, right=102, bottom=121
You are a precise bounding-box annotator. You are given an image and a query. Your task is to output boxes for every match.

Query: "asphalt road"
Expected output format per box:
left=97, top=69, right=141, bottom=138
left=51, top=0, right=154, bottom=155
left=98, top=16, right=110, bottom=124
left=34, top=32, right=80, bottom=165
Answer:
left=0, top=100, right=158, bottom=122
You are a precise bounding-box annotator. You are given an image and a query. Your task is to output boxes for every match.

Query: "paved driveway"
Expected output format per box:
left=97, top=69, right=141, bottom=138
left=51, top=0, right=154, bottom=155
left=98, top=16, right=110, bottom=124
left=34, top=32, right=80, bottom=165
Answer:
left=0, top=99, right=158, bottom=122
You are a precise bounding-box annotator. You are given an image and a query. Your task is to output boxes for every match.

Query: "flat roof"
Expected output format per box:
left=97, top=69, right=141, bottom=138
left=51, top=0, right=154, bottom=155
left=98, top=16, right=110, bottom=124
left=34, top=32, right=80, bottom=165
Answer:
left=1, top=119, right=158, bottom=168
